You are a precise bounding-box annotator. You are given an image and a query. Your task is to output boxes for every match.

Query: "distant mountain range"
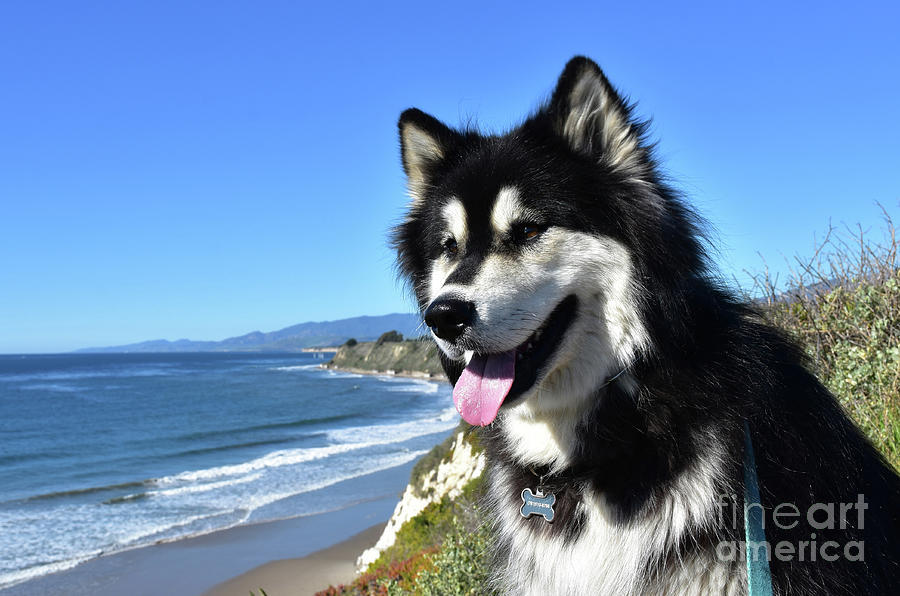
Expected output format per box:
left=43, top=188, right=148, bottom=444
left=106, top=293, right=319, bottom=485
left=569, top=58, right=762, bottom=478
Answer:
left=76, top=313, right=425, bottom=353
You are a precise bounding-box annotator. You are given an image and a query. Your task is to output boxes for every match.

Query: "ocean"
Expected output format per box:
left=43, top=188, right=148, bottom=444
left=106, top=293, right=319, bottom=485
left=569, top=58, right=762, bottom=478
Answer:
left=0, top=352, right=455, bottom=590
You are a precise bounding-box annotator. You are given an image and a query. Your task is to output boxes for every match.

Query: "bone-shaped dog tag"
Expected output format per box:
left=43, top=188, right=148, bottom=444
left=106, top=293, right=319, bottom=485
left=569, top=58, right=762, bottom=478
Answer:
left=520, top=487, right=556, bottom=523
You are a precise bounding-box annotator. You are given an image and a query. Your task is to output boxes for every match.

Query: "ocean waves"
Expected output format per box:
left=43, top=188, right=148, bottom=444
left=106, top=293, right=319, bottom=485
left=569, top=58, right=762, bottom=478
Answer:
left=174, top=412, right=357, bottom=443
left=0, top=445, right=436, bottom=589
left=376, top=376, right=441, bottom=394
left=0, top=352, right=455, bottom=590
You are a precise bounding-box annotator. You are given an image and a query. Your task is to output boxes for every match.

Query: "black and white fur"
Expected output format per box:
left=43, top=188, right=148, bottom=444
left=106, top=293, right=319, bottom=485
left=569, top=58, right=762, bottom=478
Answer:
left=392, top=57, right=900, bottom=595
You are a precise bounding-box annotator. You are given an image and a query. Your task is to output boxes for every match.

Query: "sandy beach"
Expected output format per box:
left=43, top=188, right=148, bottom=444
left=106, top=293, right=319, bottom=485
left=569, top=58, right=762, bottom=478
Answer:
left=203, top=522, right=383, bottom=596
left=1, top=464, right=411, bottom=596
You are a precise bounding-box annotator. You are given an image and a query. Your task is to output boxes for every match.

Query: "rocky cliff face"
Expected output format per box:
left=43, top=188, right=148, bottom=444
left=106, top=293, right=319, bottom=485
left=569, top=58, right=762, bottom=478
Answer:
left=325, top=340, right=445, bottom=378
left=356, top=429, right=486, bottom=571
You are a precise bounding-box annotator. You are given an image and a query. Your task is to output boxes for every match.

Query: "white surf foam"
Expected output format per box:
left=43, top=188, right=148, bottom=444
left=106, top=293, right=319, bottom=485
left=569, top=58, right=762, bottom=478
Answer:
left=158, top=442, right=375, bottom=484
left=4, top=367, right=177, bottom=383
left=0, top=553, right=98, bottom=591
left=326, top=409, right=457, bottom=446
left=382, top=380, right=440, bottom=394
left=148, top=472, right=263, bottom=498
left=213, top=448, right=430, bottom=520
left=0, top=448, right=431, bottom=591
left=269, top=364, right=322, bottom=372
left=325, top=369, right=364, bottom=379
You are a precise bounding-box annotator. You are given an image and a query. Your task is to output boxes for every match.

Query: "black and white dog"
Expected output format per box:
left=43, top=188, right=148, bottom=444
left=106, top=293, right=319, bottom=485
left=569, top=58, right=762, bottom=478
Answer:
left=392, top=57, right=900, bottom=594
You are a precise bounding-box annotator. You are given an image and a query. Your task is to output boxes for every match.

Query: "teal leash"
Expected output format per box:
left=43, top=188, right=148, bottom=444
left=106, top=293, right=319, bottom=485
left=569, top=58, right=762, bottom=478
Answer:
left=743, top=421, right=773, bottom=596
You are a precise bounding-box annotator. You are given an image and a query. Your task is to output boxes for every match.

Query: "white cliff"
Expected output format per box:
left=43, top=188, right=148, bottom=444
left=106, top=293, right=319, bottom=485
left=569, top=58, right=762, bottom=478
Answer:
left=356, top=429, right=486, bottom=571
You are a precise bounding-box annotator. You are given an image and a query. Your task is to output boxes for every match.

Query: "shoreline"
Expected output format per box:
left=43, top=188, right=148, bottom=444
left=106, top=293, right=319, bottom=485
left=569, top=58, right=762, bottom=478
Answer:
left=320, top=363, right=447, bottom=381
left=0, top=464, right=415, bottom=596
left=202, top=522, right=384, bottom=596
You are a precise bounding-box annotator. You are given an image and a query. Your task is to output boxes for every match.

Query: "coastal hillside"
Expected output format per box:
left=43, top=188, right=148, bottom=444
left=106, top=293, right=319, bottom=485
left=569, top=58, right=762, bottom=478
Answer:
left=318, top=425, right=492, bottom=595
left=356, top=428, right=486, bottom=571
left=325, top=338, right=444, bottom=378
left=76, top=313, right=423, bottom=353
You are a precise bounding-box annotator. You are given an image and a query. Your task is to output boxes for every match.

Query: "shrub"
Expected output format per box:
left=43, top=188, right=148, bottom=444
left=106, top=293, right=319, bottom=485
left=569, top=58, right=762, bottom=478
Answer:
left=313, top=475, right=488, bottom=596
left=335, top=475, right=490, bottom=596
left=316, top=548, right=437, bottom=596
left=747, top=205, right=900, bottom=470
left=376, top=330, right=404, bottom=345
left=364, top=494, right=458, bottom=574
left=415, top=518, right=495, bottom=596
left=344, top=338, right=358, bottom=347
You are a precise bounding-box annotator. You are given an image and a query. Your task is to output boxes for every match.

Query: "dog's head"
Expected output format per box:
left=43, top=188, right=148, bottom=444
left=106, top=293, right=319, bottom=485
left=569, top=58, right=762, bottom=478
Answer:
left=393, top=57, right=705, bottom=427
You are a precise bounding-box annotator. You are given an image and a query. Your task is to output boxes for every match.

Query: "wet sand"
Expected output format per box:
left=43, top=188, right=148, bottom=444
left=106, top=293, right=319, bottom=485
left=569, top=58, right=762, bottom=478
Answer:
left=203, top=522, right=383, bottom=595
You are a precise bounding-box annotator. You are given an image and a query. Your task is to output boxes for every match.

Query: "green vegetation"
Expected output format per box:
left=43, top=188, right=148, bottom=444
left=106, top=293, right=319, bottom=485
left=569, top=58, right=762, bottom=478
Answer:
left=750, top=208, right=900, bottom=470
left=366, top=475, right=484, bottom=573
left=414, top=518, right=494, bottom=596
left=316, top=474, right=491, bottom=596
left=376, top=330, right=405, bottom=344
left=326, top=339, right=444, bottom=377
left=316, top=548, right=437, bottom=596
left=345, top=338, right=359, bottom=347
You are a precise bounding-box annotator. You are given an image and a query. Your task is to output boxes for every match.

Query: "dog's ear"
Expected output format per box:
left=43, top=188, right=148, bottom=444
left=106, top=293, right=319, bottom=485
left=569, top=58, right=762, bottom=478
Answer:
left=398, top=109, right=458, bottom=203
left=549, top=57, right=646, bottom=174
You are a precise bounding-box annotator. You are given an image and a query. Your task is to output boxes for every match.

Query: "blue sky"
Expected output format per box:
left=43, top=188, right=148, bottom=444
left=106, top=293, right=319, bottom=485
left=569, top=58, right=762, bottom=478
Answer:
left=1, top=1, right=898, bottom=353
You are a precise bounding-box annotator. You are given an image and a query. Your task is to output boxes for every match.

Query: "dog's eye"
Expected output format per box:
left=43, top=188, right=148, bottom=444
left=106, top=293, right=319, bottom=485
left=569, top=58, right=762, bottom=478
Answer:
left=515, top=223, right=546, bottom=242
left=443, top=237, right=458, bottom=256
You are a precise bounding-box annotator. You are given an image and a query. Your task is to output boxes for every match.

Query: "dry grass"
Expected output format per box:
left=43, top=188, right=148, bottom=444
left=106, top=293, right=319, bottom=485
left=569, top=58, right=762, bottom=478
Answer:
left=744, top=204, right=900, bottom=470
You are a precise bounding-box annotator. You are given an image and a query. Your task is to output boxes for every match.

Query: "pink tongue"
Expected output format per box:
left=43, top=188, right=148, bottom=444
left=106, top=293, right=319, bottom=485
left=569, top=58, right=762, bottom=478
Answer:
left=452, top=351, right=516, bottom=426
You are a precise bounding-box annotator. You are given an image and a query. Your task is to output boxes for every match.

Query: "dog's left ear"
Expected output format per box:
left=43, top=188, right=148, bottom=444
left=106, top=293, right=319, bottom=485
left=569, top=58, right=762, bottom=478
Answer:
left=398, top=109, right=459, bottom=203
left=549, top=57, right=646, bottom=174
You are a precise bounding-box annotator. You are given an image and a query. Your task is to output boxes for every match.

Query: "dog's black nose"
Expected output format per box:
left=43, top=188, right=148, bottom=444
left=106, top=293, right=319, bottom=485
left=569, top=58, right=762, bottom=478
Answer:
left=424, top=298, right=475, bottom=341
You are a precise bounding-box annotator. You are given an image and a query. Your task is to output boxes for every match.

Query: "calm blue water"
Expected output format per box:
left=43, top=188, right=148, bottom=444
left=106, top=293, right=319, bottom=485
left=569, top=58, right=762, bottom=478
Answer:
left=0, top=352, right=454, bottom=589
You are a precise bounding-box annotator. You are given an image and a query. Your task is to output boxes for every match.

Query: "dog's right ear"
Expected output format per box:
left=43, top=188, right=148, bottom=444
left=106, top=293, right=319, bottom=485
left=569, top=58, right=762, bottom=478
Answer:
left=398, top=109, right=458, bottom=203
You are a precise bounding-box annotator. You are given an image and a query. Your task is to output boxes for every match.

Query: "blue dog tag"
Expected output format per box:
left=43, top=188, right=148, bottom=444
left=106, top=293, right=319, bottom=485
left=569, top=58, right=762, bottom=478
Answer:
left=520, top=487, right=556, bottom=523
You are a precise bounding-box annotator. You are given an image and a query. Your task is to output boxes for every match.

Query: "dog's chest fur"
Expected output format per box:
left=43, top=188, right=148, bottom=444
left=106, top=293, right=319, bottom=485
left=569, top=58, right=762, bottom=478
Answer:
left=483, top=427, right=745, bottom=595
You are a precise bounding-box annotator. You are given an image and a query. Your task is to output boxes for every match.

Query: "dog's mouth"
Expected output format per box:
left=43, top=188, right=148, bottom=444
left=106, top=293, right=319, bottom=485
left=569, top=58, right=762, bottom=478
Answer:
left=452, top=295, right=578, bottom=426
